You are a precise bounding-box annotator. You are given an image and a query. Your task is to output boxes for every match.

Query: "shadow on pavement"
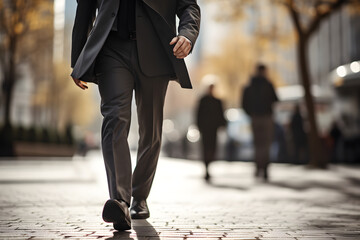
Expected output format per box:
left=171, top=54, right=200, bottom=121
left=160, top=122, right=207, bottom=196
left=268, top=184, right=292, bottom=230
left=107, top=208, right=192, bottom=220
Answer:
left=246, top=177, right=360, bottom=201
left=346, top=176, right=360, bottom=186
left=106, top=231, right=133, bottom=240
left=205, top=175, right=360, bottom=200
left=268, top=179, right=360, bottom=198
left=106, top=220, right=160, bottom=240
left=207, top=182, right=249, bottom=191
left=132, top=220, right=160, bottom=240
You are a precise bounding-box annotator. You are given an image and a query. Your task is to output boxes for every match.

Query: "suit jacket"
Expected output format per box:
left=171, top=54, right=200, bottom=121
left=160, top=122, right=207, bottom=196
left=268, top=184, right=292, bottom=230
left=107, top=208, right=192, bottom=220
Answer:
left=71, top=0, right=200, bottom=89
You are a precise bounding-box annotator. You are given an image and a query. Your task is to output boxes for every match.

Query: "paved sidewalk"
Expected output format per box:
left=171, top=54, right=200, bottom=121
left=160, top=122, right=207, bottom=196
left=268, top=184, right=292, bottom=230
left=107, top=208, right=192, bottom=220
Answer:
left=0, top=151, right=359, bottom=240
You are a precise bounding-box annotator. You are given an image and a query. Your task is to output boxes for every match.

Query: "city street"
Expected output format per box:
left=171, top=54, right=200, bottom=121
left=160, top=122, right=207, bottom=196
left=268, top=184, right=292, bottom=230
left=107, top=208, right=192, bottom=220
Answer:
left=0, top=151, right=359, bottom=240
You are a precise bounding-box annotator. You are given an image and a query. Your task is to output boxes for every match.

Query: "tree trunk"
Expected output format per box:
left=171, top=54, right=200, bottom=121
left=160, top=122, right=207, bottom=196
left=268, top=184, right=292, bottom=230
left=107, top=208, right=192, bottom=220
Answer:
left=297, top=36, right=326, bottom=168
left=0, top=37, right=17, bottom=156
left=4, top=66, right=15, bottom=126
left=3, top=37, right=17, bottom=125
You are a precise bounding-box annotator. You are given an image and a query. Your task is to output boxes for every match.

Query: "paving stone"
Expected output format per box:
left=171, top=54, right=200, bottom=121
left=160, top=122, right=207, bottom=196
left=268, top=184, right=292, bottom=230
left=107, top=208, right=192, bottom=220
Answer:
left=0, top=153, right=359, bottom=239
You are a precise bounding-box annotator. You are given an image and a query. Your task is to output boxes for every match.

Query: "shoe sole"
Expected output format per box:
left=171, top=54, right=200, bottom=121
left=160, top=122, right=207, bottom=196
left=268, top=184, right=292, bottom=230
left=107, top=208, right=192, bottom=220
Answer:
left=102, top=200, right=131, bottom=230
left=113, top=222, right=131, bottom=231
left=130, top=212, right=150, bottom=219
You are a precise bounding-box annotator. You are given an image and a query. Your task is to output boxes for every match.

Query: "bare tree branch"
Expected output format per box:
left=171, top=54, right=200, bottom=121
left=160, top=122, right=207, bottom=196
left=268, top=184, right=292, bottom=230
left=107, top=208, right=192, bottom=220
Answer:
left=307, top=0, right=348, bottom=36
left=284, top=0, right=304, bottom=36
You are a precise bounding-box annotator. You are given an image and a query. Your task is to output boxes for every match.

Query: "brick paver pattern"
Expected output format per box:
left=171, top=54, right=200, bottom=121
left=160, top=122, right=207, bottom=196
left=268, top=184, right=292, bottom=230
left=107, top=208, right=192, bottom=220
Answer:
left=0, top=151, right=359, bottom=240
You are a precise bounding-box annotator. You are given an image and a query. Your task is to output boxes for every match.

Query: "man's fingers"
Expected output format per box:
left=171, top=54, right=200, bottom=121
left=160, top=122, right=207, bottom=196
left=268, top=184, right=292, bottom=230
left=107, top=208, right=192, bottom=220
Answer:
left=175, top=53, right=187, bottom=59
left=76, top=82, right=86, bottom=90
left=174, top=45, right=191, bottom=58
left=175, top=51, right=187, bottom=59
left=173, top=38, right=185, bottom=53
left=175, top=42, right=187, bottom=54
left=169, top=37, right=178, bottom=45
left=175, top=42, right=191, bottom=54
left=176, top=53, right=187, bottom=59
left=72, top=77, right=88, bottom=90
left=174, top=51, right=187, bottom=58
left=79, top=81, right=88, bottom=90
left=170, top=36, right=191, bottom=58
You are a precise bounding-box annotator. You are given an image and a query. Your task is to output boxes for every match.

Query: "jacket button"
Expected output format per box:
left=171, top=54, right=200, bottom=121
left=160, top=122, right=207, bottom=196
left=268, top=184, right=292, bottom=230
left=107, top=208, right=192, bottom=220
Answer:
left=112, top=12, right=116, bottom=17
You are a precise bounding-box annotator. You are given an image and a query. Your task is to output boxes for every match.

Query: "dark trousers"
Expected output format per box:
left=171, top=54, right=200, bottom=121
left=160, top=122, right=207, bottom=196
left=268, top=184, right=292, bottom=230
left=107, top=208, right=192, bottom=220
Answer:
left=251, top=115, right=274, bottom=170
left=200, top=131, right=217, bottom=167
left=95, top=32, right=169, bottom=206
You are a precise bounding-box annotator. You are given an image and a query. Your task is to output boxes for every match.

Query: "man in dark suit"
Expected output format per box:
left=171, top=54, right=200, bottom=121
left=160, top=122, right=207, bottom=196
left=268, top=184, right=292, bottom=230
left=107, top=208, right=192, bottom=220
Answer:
left=196, top=84, right=226, bottom=181
left=71, top=0, right=200, bottom=231
left=242, top=64, right=278, bottom=181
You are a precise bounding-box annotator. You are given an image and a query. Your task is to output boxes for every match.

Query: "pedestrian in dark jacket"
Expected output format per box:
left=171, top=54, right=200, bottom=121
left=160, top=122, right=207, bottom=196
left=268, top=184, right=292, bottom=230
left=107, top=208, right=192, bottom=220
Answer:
left=197, top=84, right=226, bottom=181
left=290, top=104, right=308, bottom=164
left=242, top=64, right=278, bottom=181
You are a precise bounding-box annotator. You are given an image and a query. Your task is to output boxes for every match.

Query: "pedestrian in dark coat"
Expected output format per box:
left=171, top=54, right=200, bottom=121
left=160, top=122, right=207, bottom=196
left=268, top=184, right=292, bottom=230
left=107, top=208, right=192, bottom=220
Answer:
left=196, top=84, right=227, bottom=181
left=242, top=64, right=278, bottom=181
left=290, top=104, right=308, bottom=164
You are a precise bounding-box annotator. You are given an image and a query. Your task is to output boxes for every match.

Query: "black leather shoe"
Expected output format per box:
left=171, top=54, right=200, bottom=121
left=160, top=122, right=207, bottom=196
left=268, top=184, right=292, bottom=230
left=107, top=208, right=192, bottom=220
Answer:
left=102, top=199, right=131, bottom=231
left=130, top=199, right=150, bottom=219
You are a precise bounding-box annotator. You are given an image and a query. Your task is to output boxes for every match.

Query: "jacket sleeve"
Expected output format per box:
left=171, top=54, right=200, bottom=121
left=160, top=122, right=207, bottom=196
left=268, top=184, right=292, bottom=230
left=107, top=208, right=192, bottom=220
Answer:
left=176, top=0, right=201, bottom=52
left=218, top=100, right=227, bottom=127
left=270, top=83, right=279, bottom=103
left=71, top=0, right=97, bottom=68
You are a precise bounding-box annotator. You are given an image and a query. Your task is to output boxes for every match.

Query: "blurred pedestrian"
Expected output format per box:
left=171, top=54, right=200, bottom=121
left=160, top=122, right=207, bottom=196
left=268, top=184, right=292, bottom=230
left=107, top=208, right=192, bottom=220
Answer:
left=70, top=0, right=200, bottom=231
left=196, top=84, right=227, bottom=181
left=242, top=64, right=278, bottom=181
left=290, top=104, right=308, bottom=164
left=273, top=122, right=289, bottom=163
left=329, top=121, right=342, bottom=163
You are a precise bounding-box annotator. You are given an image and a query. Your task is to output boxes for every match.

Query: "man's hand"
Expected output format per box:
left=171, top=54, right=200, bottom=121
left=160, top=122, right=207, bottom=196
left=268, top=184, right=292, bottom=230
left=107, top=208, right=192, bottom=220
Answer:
left=72, top=76, right=88, bottom=90
left=170, top=36, right=192, bottom=59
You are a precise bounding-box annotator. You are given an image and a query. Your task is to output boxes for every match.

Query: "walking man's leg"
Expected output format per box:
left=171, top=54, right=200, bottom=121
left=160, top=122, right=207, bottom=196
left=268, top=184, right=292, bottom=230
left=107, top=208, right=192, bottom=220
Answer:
left=262, top=117, right=274, bottom=180
left=201, top=133, right=216, bottom=181
left=131, top=73, right=169, bottom=219
left=95, top=39, right=134, bottom=230
left=252, top=116, right=274, bottom=181
left=251, top=117, right=261, bottom=177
